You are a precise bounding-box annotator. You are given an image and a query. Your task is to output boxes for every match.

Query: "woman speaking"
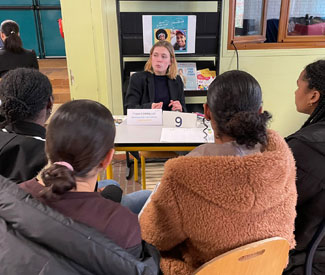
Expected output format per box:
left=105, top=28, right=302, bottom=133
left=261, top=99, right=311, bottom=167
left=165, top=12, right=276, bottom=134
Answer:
left=125, top=40, right=186, bottom=112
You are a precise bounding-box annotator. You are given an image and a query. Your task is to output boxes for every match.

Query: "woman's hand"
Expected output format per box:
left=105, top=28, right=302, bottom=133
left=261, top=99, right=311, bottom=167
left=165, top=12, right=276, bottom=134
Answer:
left=169, top=100, right=182, bottom=112
left=152, top=102, right=163, bottom=109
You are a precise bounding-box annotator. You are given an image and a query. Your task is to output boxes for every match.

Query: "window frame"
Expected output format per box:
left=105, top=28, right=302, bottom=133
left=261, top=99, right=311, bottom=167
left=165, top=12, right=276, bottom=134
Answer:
left=228, top=0, right=268, bottom=44
left=228, top=0, right=325, bottom=50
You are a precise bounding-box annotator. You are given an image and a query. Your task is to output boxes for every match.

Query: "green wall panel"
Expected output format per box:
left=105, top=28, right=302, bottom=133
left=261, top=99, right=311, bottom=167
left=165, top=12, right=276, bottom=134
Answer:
left=0, top=0, right=65, bottom=57
left=39, top=0, right=61, bottom=6
left=0, top=0, right=33, bottom=5
left=40, top=10, right=65, bottom=56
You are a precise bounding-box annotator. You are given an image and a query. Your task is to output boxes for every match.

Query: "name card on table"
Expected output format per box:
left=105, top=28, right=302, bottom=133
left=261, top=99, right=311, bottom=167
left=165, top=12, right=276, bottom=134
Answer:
left=163, top=111, right=197, bottom=128
left=127, top=109, right=162, bottom=125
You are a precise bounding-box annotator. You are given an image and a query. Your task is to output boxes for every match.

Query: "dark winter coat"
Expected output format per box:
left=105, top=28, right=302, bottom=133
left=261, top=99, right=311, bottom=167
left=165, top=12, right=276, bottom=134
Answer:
left=0, top=176, right=160, bottom=275
left=284, top=118, right=325, bottom=275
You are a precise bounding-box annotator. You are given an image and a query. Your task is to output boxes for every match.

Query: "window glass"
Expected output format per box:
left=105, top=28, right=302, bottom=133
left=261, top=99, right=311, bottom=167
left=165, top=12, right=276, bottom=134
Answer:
left=287, top=0, right=325, bottom=36
left=265, top=0, right=281, bottom=42
left=235, top=0, right=265, bottom=36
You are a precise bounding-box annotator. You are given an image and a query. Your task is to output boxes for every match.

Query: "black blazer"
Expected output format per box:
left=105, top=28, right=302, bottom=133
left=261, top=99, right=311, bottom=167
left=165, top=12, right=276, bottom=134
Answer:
left=125, top=71, right=187, bottom=112
left=0, top=47, right=39, bottom=77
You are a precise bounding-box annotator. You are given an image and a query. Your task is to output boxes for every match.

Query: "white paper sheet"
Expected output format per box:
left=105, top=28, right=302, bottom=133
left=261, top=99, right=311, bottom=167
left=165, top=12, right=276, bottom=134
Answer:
left=160, top=127, right=214, bottom=143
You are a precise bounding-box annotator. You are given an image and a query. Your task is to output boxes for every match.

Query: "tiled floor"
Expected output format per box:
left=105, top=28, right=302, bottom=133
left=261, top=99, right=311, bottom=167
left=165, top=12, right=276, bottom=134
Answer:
left=105, top=153, right=166, bottom=194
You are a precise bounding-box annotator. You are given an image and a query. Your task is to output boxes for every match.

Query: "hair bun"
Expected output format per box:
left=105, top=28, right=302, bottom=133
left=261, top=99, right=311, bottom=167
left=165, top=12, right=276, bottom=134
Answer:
left=40, top=164, right=76, bottom=200
left=1, top=96, right=31, bottom=123
left=224, top=111, right=272, bottom=148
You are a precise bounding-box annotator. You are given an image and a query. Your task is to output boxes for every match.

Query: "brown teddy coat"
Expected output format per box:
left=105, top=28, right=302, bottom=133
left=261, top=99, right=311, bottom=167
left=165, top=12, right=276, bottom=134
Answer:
left=139, top=130, right=297, bottom=274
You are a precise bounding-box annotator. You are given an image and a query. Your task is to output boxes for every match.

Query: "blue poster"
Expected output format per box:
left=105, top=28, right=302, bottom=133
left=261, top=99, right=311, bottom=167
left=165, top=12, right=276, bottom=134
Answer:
left=143, top=15, right=196, bottom=54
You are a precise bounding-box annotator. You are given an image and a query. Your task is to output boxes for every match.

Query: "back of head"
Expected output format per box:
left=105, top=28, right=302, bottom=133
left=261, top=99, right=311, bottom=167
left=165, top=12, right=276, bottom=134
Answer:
left=41, top=100, right=116, bottom=199
left=0, top=68, right=52, bottom=127
left=0, top=20, right=23, bottom=53
left=207, top=70, right=271, bottom=148
left=302, top=59, right=325, bottom=127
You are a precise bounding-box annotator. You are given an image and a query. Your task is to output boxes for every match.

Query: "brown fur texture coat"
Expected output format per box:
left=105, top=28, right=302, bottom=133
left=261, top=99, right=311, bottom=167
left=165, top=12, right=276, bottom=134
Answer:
left=139, top=130, right=297, bottom=275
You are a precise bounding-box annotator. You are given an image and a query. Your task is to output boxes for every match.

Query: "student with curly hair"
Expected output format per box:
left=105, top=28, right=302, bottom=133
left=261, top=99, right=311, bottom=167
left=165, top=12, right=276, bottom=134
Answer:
left=284, top=60, right=325, bottom=275
left=0, top=68, right=53, bottom=183
left=140, top=70, right=297, bottom=274
left=0, top=20, right=38, bottom=77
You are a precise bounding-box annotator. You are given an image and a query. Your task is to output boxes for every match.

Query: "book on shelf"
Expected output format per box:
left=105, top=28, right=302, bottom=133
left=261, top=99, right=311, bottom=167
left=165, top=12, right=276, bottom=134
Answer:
left=177, top=62, right=198, bottom=91
left=197, top=68, right=216, bottom=90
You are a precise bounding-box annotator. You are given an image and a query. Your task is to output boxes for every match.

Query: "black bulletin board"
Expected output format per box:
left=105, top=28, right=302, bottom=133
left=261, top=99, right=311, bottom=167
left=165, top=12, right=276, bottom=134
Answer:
left=119, top=12, right=221, bottom=57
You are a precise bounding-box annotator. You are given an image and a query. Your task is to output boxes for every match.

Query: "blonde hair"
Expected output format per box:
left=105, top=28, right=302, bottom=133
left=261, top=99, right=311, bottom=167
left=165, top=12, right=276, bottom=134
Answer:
left=144, top=40, right=178, bottom=79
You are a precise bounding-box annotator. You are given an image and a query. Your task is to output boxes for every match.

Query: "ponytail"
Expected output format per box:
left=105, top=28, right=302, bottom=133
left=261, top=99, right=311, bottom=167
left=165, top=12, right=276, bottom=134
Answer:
left=40, top=163, right=76, bottom=200
left=0, top=20, right=23, bottom=53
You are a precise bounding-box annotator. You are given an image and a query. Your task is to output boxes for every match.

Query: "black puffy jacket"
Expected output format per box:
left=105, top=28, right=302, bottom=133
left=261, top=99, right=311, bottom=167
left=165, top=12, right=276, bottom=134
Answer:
left=0, top=176, right=160, bottom=275
left=284, top=119, right=325, bottom=275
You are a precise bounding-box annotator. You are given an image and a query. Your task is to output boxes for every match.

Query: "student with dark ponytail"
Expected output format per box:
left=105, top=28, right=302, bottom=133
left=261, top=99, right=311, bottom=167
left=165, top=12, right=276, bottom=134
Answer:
left=284, top=60, right=325, bottom=275
left=19, top=100, right=151, bottom=258
left=140, top=70, right=297, bottom=275
left=0, top=20, right=38, bottom=77
left=0, top=68, right=53, bottom=183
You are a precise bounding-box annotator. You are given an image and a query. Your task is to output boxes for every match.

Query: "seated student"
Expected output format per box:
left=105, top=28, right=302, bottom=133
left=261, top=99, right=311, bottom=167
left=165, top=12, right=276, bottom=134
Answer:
left=284, top=60, right=325, bottom=275
left=19, top=99, right=150, bottom=257
left=0, top=68, right=53, bottom=183
left=139, top=70, right=297, bottom=274
left=0, top=20, right=39, bottom=77
left=125, top=40, right=186, bottom=112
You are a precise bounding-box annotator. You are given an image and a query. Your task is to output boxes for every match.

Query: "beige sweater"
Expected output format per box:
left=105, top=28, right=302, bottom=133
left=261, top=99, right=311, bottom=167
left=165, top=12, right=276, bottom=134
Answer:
left=139, top=130, right=297, bottom=274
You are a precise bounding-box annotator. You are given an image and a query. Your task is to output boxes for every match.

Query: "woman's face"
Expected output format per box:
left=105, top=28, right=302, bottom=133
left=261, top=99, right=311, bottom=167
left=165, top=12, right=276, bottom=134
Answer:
left=151, top=46, right=172, bottom=76
left=295, top=70, right=315, bottom=115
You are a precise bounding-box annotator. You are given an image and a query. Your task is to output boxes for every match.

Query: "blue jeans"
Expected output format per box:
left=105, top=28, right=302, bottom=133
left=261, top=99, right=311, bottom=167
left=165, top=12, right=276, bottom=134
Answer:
left=98, top=180, right=151, bottom=214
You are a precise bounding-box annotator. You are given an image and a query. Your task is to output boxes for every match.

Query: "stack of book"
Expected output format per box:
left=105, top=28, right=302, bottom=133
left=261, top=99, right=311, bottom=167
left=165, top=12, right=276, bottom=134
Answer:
left=177, top=63, right=216, bottom=91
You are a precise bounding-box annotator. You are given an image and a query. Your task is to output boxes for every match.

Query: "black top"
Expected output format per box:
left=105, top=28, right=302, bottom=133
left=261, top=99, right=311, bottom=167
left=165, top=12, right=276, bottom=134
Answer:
left=153, top=75, right=170, bottom=110
left=125, top=71, right=187, bottom=112
left=284, top=118, right=325, bottom=275
left=0, top=47, right=39, bottom=77
left=0, top=121, right=47, bottom=183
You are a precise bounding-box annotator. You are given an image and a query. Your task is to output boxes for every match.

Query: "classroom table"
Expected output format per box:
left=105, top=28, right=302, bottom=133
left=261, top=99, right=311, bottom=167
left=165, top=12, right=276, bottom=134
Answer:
left=108, top=118, right=213, bottom=189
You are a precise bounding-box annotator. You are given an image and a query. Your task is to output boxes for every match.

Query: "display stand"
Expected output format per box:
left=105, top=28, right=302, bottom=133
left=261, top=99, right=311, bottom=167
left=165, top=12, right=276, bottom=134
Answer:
left=117, top=0, right=222, bottom=113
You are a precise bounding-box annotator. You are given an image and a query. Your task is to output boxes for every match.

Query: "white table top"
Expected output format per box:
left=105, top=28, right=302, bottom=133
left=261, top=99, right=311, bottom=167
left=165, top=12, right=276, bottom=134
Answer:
left=115, top=119, right=214, bottom=146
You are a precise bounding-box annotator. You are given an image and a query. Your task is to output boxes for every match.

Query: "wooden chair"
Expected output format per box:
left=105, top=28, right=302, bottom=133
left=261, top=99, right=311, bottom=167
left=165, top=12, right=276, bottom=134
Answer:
left=193, top=237, right=290, bottom=275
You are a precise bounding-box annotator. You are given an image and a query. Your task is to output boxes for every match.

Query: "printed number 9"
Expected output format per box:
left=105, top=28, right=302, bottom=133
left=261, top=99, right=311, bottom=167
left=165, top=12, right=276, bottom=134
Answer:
left=175, top=117, right=182, bottom=127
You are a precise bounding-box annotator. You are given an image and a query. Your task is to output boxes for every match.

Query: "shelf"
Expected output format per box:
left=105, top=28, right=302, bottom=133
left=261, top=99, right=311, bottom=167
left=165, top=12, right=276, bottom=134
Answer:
left=185, top=90, right=207, bottom=97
